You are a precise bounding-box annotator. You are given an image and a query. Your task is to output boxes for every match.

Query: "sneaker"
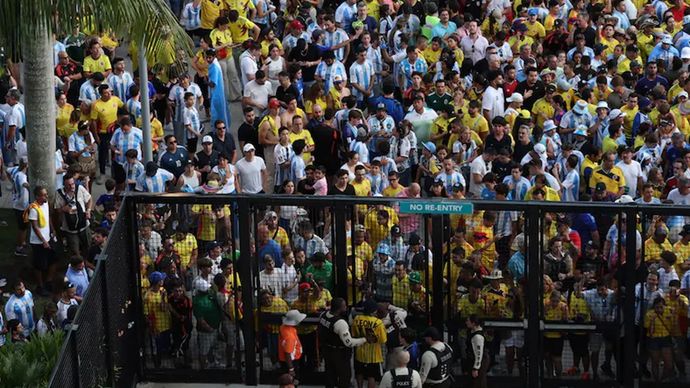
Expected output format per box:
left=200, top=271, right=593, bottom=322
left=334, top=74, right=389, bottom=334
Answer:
left=581, top=372, right=591, bottom=380
left=14, top=246, right=27, bottom=256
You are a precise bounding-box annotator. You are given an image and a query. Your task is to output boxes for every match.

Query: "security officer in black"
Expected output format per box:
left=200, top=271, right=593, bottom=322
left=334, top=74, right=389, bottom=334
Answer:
left=419, top=327, right=453, bottom=388
left=380, top=349, right=423, bottom=388
left=466, top=314, right=489, bottom=388
left=318, top=297, right=367, bottom=388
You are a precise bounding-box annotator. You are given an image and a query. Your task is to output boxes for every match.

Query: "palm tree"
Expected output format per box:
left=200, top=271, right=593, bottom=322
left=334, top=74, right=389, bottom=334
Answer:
left=0, top=1, right=190, bottom=195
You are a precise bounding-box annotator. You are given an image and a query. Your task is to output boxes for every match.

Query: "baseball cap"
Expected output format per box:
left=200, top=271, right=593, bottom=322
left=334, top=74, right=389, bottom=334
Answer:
left=595, top=182, right=607, bottom=192
left=243, top=143, right=256, bottom=152
left=149, top=271, right=166, bottom=284
left=609, top=109, right=626, bottom=120
left=534, top=143, right=546, bottom=155
left=596, top=101, right=610, bottom=111
left=269, top=98, right=281, bottom=109
left=423, top=327, right=442, bottom=340
left=289, top=20, right=304, bottom=30
left=390, top=224, right=401, bottom=235
left=661, top=36, right=673, bottom=45
left=377, top=102, right=386, bottom=110
left=545, top=83, right=557, bottom=93
left=506, top=93, right=523, bottom=103
left=333, top=75, right=343, bottom=83
left=680, top=224, right=690, bottom=236
left=202, top=135, right=213, bottom=144
left=298, top=282, right=312, bottom=292
left=528, top=8, right=538, bottom=16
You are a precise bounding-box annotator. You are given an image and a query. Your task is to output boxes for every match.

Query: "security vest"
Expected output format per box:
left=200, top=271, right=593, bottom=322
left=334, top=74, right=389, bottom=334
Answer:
left=318, top=311, right=344, bottom=348
left=426, top=343, right=453, bottom=382
left=390, top=368, right=414, bottom=388
left=466, top=330, right=487, bottom=366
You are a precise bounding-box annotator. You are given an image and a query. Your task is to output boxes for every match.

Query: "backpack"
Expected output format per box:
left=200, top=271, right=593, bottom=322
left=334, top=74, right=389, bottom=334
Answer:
left=58, top=188, right=87, bottom=231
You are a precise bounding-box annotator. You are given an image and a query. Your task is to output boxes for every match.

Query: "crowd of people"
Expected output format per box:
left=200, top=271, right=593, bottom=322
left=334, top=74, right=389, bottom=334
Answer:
left=3, top=0, right=690, bottom=386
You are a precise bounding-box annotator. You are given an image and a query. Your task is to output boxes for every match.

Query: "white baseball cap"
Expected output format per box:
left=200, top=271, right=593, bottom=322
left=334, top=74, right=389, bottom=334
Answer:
left=609, top=109, right=626, bottom=120
left=243, top=143, right=256, bottom=152
left=202, top=135, right=213, bottom=144
left=507, top=93, right=524, bottom=103
left=682, top=47, right=690, bottom=60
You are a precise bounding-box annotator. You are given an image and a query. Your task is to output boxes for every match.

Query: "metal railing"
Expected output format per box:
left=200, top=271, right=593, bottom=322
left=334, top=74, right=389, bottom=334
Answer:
left=48, top=193, right=690, bottom=388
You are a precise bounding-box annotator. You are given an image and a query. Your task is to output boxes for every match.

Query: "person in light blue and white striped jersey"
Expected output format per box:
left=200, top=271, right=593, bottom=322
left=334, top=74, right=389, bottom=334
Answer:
left=168, top=74, right=203, bottom=147
left=181, top=0, right=202, bottom=33
left=561, top=154, right=580, bottom=202
left=323, top=15, right=351, bottom=62
left=78, top=72, right=104, bottom=105
left=349, top=46, right=375, bottom=109
left=107, top=58, right=134, bottom=102
left=126, top=85, right=142, bottom=124
left=315, top=51, right=347, bottom=92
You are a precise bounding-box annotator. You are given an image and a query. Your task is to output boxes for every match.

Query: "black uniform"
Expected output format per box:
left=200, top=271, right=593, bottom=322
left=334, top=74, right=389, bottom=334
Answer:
left=391, top=368, right=415, bottom=387
left=466, top=330, right=489, bottom=388
left=318, top=311, right=353, bottom=388
left=423, top=343, right=453, bottom=388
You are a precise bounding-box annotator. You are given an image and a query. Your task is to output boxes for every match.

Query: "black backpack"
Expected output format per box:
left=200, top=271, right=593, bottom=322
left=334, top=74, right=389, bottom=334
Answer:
left=58, top=189, right=87, bottom=231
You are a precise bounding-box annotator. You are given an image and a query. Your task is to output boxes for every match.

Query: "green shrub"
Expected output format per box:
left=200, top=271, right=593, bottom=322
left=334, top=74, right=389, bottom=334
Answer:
left=0, top=331, right=64, bottom=388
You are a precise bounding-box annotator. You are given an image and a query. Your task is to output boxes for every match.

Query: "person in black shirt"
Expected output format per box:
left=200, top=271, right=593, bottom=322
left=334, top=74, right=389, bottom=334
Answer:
left=328, top=169, right=356, bottom=195
left=276, top=70, right=301, bottom=107
left=210, top=119, right=237, bottom=162
left=237, top=107, right=261, bottom=157
left=87, top=227, right=108, bottom=271
left=287, top=39, right=321, bottom=84
left=311, top=108, right=343, bottom=176
left=515, top=67, right=544, bottom=111
left=571, top=13, right=597, bottom=48
left=491, top=148, right=513, bottom=182
left=195, top=136, right=220, bottom=182
left=512, top=124, right=534, bottom=164
left=297, top=165, right=317, bottom=195
left=484, top=116, right=512, bottom=154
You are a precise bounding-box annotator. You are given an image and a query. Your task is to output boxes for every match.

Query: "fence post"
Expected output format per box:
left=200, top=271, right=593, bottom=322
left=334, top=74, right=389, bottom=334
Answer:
left=238, top=198, right=257, bottom=385
left=97, top=254, right=113, bottom=387
left=125, top=196, right=146, bottom=380
left=333, top=203, right=348, bottom=299
left=68, top=324, right=81, bottom=388
left=430, top=217, right=444, bottom=329
left=623, top=208, right=638, bottom=387
left=525, top=208, right=541, bottom=388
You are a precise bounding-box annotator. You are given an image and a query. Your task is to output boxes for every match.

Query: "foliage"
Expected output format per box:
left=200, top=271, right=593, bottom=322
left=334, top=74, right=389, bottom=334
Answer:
left=0, top=331, right=65, bottom=388
left=0, top=0, right=191, bottom=61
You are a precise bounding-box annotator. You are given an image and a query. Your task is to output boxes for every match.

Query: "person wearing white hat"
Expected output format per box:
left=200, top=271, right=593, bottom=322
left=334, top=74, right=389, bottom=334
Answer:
left=279, top=309, right=306, bottom=379
left=647, top=34, right=680, bottom=66
left=560, top=99, right=594, bottom=145
left=234, top=143, right=267, bottom=194
left=504, top=93, right=524, bottom=128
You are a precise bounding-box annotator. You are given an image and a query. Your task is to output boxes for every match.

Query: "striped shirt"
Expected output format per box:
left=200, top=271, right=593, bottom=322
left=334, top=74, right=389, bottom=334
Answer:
left=181, top=1, right=202, bottom=30
left=273, top=143, right=294, bottom=188
left=334, top=2, right=357, bottom=28
left=366, top=46, right=383, bottom=84
left=292, top=234, right=329, bottom=258
left=79, top=81, right=100, bottom=103
left=502, top=176, right=531, bottom=200
left=323, top=28, right=349, bottom=62
left=399, top=57, right=428, bottom=89
left=183, top=106, right=201, bottom=139
left=352, top=314, right=387, bottom=364
left=110, top=127, right=144, bottom=165
left=315, top=60, right=347, bottom=92
left=253, top=0, right=269, bottom=26
left=107, top=71, right=134, bottom=101
left=124, top=160, right=145, bottom=191
left=350, top=141, right=370, bottom=164
left=367, top=115, right=395, bottom=154
left=561, top=169, right=580, bottom=202
left=435, top=171, right=466, bottom=195
left=136, top=169, right=175, bottom=193
left=68, top=131, right=95, bottom=157
left=5, top=291, right=34, bottom=336
left=169, top=83, right=203, bottom=123
left=126, top=98, right=142, bottom=123
left=349, top=60, right=375, bottom=101
left=289, top=154, right=306, bottom=182
left=282, top=32, right=311, bottom=53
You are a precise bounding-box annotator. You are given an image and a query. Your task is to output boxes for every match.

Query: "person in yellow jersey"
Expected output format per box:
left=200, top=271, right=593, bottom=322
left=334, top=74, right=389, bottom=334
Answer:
left=83, top=40, right=112, bottom=78
left=144, top=271, right=172, bottom=367
left=588, top=151, right=626, bottom=199
left=673, top=224, right=690, bottom=278
left=210, top=15, right=243, bottom=102
left=288, top=116, right=314, bottom=163
left=200, top=0, right=227, bottom=34
left=90, top=84, right=124, bottom=182
left=457, top=278, right=485, bottom=372
left=543, top=290, right=568, bottom=378
left=259, top=289, right=289, bottom=367
left=532, top=83, right=557, bottom=128
left=666, top=279, right=689, bottom=374
left=226, top=0, right=255, bottom=19
left=644, top=297, right=674, bottom=382
left=525, top=9, right=546, bottom=39
left=228, top=9, right=260, bottom=69
left=565, top=282, right=592, bottom=379
left=599, top=24, right=619, bottom=58
left=352, top=299, right=387, bottom=388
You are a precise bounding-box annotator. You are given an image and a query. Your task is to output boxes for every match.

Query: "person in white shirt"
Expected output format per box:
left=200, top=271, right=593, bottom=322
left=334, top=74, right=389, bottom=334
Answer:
left=482, top=70, right=505, bottom=122
left=469, top=147, right=496, bottom=198
left=259, top=254, right=284, bottom=296
left=239, top=42, right=261, bottom=87
left=615, top=146, right=643, bottom=198
left=242, top=69, right=272, bottom=116
left=27, top=186, right=55, bottom=295
left=379, top=349, right=423, bottom=388
left=235, top=143, right=268, bottom=193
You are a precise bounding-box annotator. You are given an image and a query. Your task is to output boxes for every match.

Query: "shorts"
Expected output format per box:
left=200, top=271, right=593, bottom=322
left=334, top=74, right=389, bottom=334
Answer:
left=154, top=330, right=172, bottom=354
left=31, top=243, right=56, bottom=271
left=647, top=336, right=672, bottom=351
left=502, top=330, right=525, bottom=348
left=15, top=209, right=27, bottom=231
left=197, top=330, right=218, bottom=356
left=354, top=360, right=382, bottom=380
left=568, top=333, right=589, bottom=356
left=112, top=162, right=126, bottom=184
left=543, top=336, right=564, bottom=356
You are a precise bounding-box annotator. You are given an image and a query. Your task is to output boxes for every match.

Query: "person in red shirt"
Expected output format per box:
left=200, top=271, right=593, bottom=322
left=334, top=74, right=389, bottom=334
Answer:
left=556, top=215, right=582, bottom=259
left=279, top=309, right=306, bottom=381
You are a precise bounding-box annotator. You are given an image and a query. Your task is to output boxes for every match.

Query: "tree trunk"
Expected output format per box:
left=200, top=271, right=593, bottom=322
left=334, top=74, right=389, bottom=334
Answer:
left=23, top=21, right=56, bottom=197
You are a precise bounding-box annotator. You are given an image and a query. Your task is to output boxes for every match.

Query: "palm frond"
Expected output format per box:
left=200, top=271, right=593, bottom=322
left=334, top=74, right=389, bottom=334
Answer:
left=0, top=0, right=191, bottom=60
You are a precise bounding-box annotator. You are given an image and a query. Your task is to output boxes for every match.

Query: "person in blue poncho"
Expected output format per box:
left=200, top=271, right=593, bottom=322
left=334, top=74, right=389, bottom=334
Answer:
left=205, top=49, right=231, bottom=128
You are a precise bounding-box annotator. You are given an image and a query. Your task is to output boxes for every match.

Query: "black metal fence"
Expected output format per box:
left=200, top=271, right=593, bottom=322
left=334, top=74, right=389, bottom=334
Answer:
left=48, top=200, right=140, bottom=388
left=49, top=194, right=690, bottom=388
